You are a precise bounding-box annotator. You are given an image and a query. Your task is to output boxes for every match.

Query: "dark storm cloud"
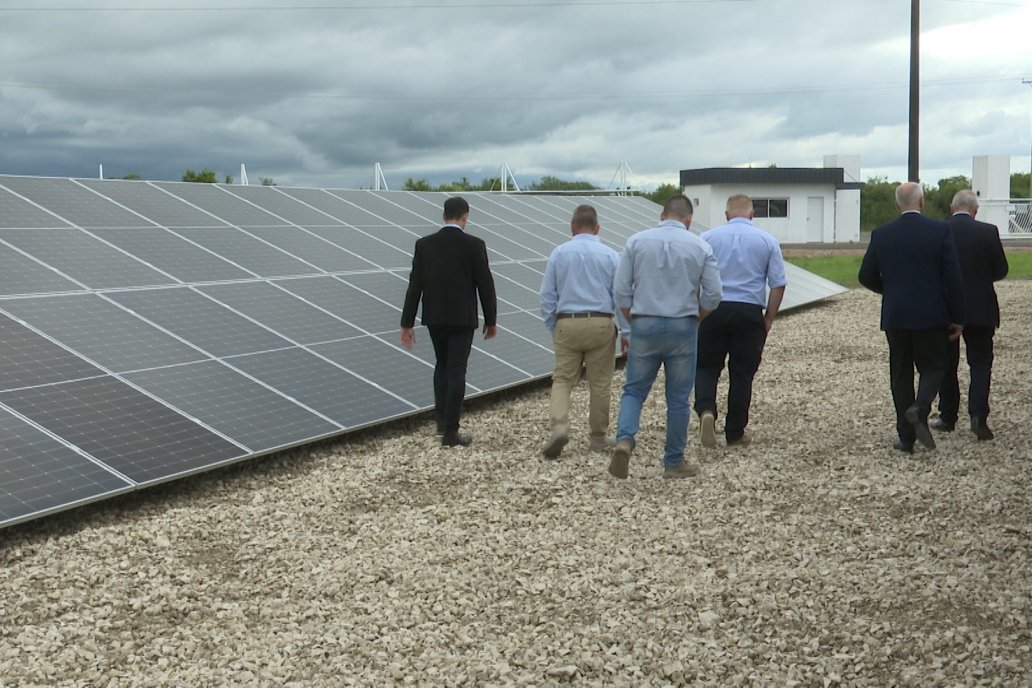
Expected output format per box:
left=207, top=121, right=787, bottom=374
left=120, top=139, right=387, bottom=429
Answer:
left=1, top=0, right=1029, bottom=189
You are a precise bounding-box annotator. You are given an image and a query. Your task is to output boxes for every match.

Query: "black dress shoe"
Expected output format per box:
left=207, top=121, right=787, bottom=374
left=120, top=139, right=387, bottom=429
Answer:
left=930, top=418, right=955, bottom=432
left=441, top=432, right=472, bottom=447
left=904, top=404, right=935, bottom=450
left=970, top=417, right=994, bottom=441
left=893, top=440, right=914, bottom=454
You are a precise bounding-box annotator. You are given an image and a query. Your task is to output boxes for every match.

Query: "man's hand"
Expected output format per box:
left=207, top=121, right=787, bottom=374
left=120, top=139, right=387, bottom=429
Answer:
left=947, top=323, right=963, bottom=342
left=764, top=315, right=775, bottom=333
left=400, top=327, right=415, bottom=350
left=620, top=337, right=630, bottom=356
left=483, top=324, right=497, bottom=340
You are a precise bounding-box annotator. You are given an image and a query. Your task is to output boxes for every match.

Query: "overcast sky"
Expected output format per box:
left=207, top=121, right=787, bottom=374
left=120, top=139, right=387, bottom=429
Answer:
left=1, top=0, right=1030, bottom=191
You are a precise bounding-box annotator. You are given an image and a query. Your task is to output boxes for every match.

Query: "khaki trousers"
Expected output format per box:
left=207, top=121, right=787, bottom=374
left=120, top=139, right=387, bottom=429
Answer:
left=549, top=316, right=617, bottom=439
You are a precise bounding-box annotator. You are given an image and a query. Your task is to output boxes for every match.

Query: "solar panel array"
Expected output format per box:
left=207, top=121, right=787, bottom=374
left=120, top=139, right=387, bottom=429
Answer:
left=0, top=175, right=846, bottom=528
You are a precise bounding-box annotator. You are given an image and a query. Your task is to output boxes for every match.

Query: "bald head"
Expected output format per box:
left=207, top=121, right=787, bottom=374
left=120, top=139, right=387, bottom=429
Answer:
left=895, top=182, right=924, bottom=212
left=950, top=189, right=979, bottom=215
left=725, top=194, right=754, bottom=219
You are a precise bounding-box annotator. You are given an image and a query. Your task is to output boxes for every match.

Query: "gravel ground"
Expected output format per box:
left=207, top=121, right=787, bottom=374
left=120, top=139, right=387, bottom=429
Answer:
left=1, top=284, right=1029, bottom=687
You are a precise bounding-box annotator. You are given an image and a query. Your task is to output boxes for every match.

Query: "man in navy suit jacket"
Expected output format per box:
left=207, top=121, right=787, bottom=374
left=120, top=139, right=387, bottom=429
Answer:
left=858, top=182, right=965, bottom=454
left=400, top=197, right=497, bottom=447
left=932, top=189, right=1008, bottom=440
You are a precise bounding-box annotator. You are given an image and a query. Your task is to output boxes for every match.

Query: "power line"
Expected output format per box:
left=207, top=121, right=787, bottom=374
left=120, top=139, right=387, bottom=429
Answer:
left=0, top=75, right=1022, bottom=101
left=0, top=0, right=760, bottom=11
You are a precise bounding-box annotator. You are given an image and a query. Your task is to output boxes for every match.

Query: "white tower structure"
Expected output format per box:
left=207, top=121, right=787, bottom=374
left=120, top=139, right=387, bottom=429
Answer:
left=499, top=162, right=520, bottom=192
left=374, top=163, right=388, bottom=191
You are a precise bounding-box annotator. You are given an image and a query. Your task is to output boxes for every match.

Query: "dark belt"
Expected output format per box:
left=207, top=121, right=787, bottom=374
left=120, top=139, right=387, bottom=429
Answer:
left=556, top=311, right=613, bottom=319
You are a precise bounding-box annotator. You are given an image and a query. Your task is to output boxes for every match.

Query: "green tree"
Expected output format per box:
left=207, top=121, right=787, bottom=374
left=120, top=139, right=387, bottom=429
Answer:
left=528, top=175, right=597, bottom=191
left=924, top=175, right=970, bottom=220
left=122, top=173, right=142, bottom=180
left=402, top=177, right=433, bottom=191
left=643, top=183, right=680, bottom=206
left=1011, top=172, right=1030, bottom=199
left=182, top=168, right=218, bottom=183
left=260, top=177, right=276, bottom=186
left=859, top=176, right=899, bottom=233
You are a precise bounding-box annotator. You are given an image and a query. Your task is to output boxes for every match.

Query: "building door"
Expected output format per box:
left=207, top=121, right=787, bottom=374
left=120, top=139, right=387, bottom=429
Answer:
left=806, top=197, right=824, bottom=243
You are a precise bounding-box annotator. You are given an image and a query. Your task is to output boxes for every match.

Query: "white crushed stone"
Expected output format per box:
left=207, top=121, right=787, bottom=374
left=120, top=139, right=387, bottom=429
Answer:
left=0, top=284, right=1029, bottom=686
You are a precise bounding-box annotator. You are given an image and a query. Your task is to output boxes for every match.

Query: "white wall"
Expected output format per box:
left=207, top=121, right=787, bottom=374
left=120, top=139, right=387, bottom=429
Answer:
left=972, top=155, right=1010, bottom=200
left=682, top=186, right=714, bottom=231
left=834, top=188, right=861, bottom=242
left=681, top=183, right=840, bottom=243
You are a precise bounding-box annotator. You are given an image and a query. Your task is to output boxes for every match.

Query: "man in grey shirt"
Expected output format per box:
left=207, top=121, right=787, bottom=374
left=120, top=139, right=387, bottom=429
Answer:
left=609, top=195, right=722, bottom=480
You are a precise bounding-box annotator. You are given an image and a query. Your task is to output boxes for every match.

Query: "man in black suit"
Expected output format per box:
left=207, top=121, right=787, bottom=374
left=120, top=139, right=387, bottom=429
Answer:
left=400, top=197, right=497, bottom=447
left=858, top=182, right=965, bottom=454
left=932, top=189, right=1008, bottom=440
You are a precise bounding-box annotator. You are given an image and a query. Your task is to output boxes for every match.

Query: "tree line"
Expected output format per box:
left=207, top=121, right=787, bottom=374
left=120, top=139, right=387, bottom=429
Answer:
left=402, top=175, right=681, bottom=205
left=860, top=173, right=1030, bottom=233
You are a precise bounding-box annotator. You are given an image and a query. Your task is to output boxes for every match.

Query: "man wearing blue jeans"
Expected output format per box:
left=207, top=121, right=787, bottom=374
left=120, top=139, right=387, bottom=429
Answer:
left=609, top=195, right=722, bottom=479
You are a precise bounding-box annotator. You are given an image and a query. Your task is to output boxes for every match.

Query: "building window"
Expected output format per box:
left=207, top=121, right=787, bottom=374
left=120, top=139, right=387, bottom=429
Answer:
left=752, top=198, right=789, bottom=218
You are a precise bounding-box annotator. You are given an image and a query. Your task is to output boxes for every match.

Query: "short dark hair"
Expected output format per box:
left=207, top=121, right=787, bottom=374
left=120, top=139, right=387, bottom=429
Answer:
left=571, top=204, right=598, bottom=230
left=663, top=195, right=693, bottom=219
left=443, top=196, right=469, bottom=221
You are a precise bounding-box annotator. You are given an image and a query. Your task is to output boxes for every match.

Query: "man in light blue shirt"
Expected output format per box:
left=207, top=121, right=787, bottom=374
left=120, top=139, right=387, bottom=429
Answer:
left=695, top=193, right=787, bottom=449
left=539, top=205, right=622, bottom=458
left=609, top=195, right=722, bottom=480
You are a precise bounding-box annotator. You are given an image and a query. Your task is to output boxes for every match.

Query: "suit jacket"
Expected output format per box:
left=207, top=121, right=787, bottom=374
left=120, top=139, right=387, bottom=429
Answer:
left=858, top=211, right=965, bottom=331
left=401, top=226, right=497, bottom=329
left=948, top=212, right=1008, bottom=328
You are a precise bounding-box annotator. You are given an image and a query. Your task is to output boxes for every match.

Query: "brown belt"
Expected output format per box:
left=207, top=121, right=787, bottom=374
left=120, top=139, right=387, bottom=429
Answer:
left=556, top=312, right=613, bottom=319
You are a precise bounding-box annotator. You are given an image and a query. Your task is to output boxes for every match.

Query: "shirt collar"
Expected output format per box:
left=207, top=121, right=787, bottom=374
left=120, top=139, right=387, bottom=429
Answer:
left=443, top=223, right=464, bottom=231
left=572, top=233, right=600, bottom=242
left=952, top=211, right=973, bottom=217
left=658, top=219, right=688, bottom=230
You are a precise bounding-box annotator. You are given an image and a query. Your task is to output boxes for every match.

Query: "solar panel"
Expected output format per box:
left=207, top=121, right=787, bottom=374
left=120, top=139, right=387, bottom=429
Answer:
left=0, top=175, right=846, bottom=528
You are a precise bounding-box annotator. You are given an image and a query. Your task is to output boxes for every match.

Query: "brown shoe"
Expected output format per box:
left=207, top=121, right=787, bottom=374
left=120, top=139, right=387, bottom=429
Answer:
left=588, top=436, right=616, bottom=452
left=541, top=426, right=569, bottom=459
left=699, top=411, right=717, bottom=448
left=726, top=433, right=751, bottom=448
left=663, top=461, right=700, bottom=479
left=608, top=439, right=632, bottom=479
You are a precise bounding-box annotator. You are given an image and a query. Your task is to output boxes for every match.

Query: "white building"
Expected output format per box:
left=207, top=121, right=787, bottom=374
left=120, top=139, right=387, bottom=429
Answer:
left=680, top=155, right=863, bottom=243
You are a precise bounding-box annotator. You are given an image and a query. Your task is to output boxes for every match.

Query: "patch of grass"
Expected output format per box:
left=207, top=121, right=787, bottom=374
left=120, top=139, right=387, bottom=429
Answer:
left=1004, top=250, right=1032, bottom=279
left=787, top=249, right=1032, bottom=288
left=785, top=255, right=862, bottom=287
